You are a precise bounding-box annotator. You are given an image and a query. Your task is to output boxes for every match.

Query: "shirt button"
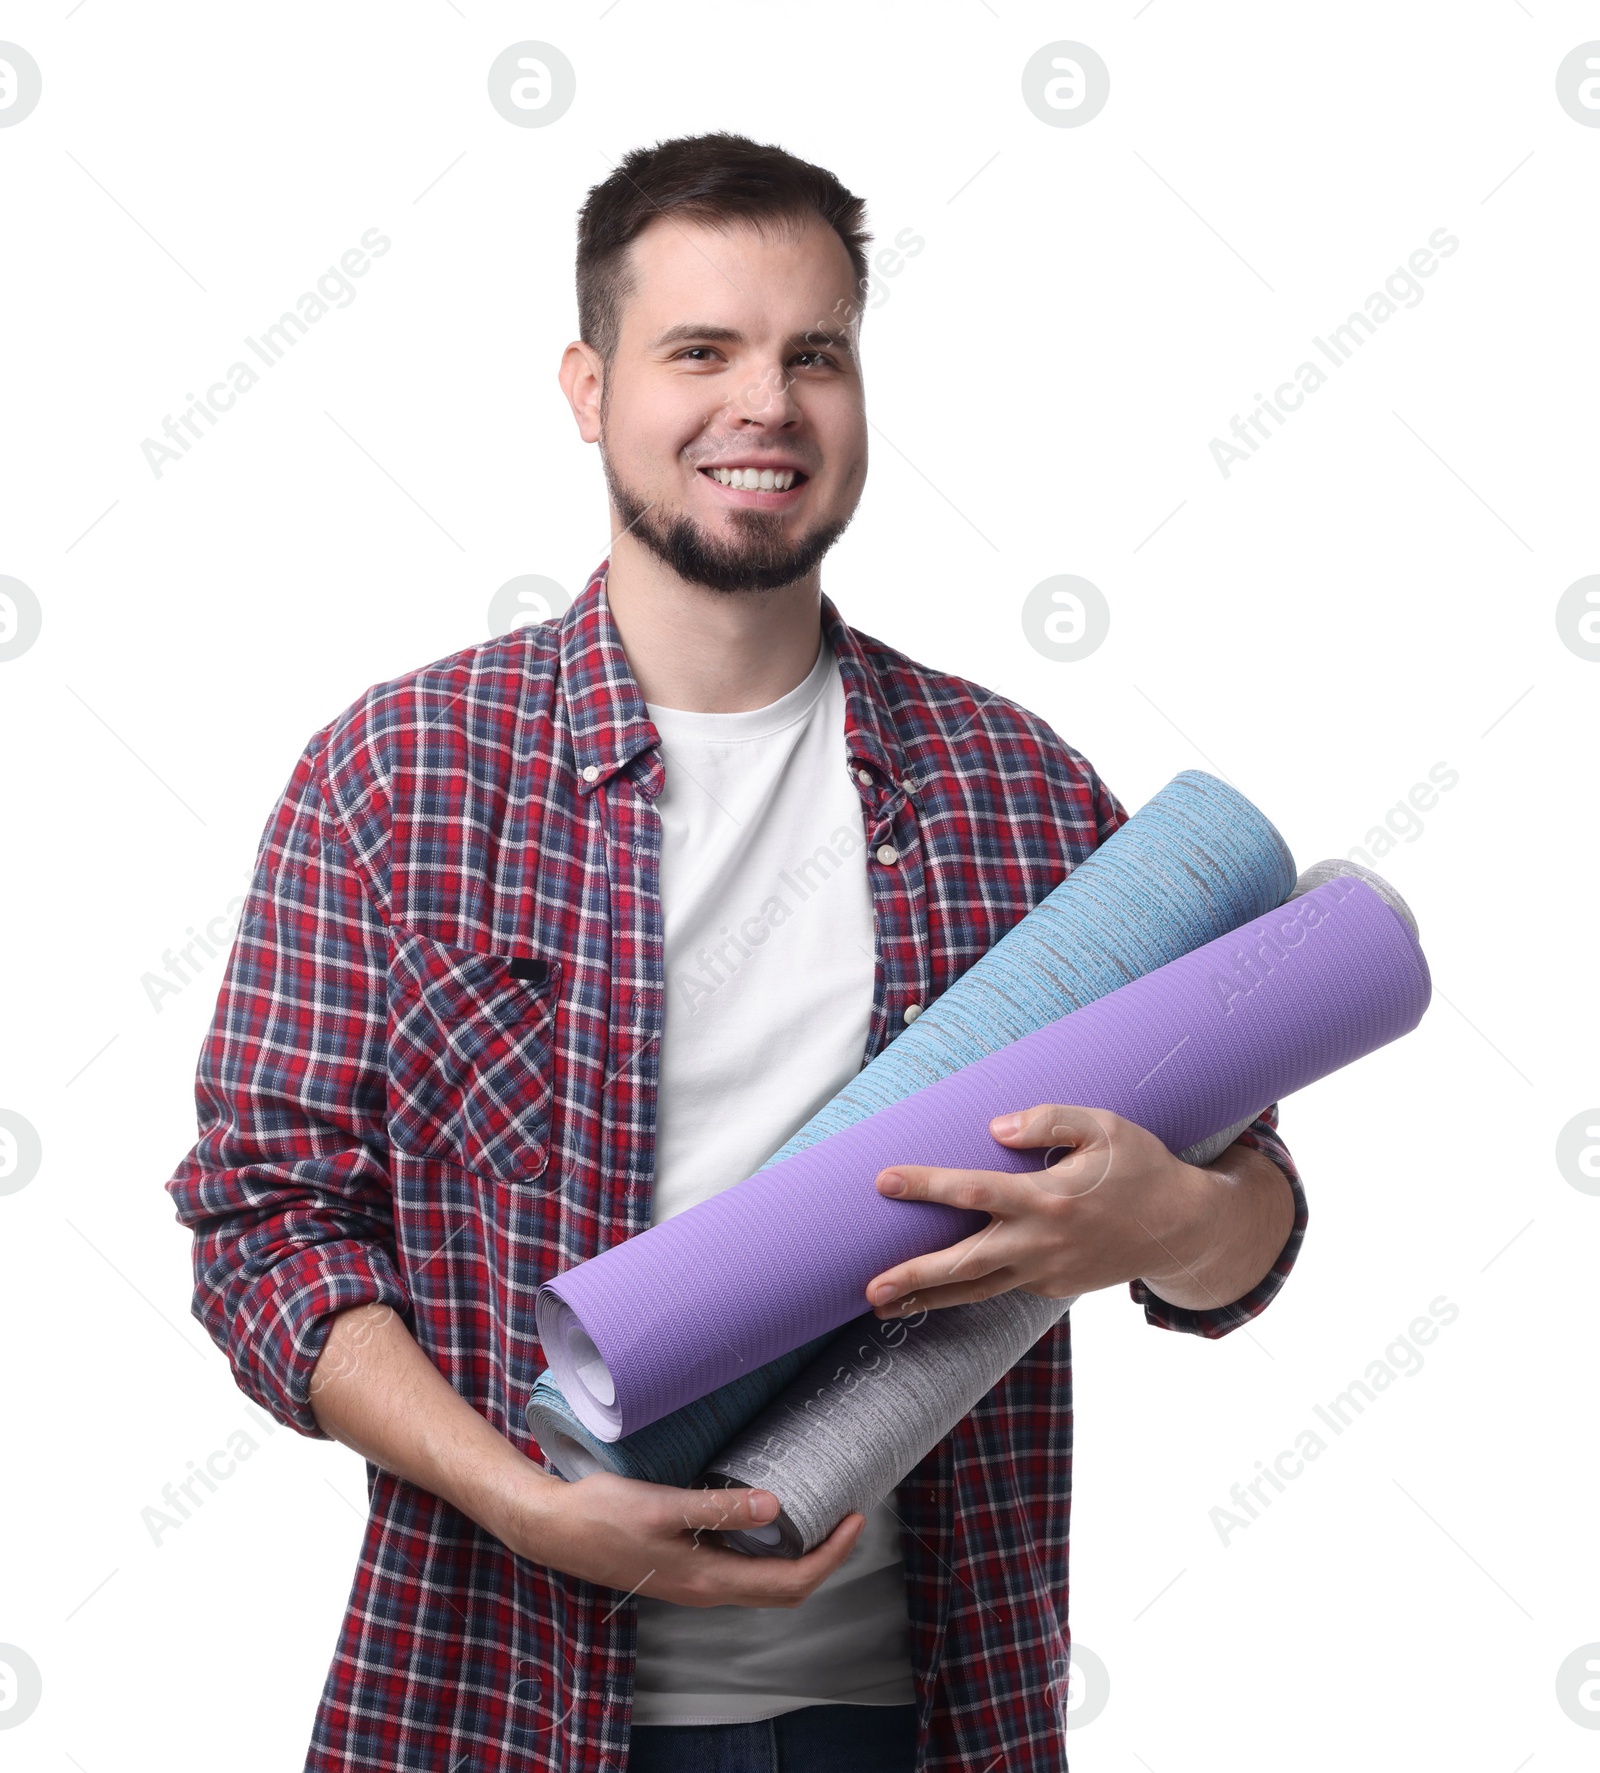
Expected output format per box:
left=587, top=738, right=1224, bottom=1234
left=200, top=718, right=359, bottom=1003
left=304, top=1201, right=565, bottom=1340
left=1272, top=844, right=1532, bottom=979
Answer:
left=582, top=764, right=599, bottom=782
left=903, top=1003, right=922, bottom=1024
left=857, top=768, right=873, bottom=785
left=875, top=843, right=899, bottom=866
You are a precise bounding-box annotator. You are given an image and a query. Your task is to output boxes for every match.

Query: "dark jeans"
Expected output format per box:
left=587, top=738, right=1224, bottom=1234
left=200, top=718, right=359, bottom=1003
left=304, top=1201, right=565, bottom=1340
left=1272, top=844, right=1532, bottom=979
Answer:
left=627, top=1701, right=919, bottom=1772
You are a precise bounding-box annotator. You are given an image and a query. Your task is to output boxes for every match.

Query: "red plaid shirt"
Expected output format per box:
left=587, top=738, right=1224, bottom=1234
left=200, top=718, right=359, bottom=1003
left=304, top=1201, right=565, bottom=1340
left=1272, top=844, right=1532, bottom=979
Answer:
left=167, top=558, right=1306, bottom=1771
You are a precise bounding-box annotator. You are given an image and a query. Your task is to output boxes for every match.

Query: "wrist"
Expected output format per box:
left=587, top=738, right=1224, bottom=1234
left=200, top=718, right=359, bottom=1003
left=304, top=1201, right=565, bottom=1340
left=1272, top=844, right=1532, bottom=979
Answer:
left=1136, top=1158, right=1217, bottom=1300
left=404, top=1396, right=554, bottom=1540
left=464, top=1437, right=569, bottom=1554
left=1139, top=1144, right=1291, bottom=1310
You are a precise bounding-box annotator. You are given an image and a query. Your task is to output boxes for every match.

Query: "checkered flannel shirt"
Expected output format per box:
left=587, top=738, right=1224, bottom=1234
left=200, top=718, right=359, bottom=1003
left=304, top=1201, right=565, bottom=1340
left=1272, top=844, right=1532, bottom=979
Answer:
left=166, top=558, right=1307, bottom=1771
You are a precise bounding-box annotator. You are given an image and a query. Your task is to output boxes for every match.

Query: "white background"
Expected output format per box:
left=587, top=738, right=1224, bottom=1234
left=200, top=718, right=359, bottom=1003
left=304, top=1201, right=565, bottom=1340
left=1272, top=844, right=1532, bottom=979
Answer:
left=1, top=3, right=1596, bottom=1768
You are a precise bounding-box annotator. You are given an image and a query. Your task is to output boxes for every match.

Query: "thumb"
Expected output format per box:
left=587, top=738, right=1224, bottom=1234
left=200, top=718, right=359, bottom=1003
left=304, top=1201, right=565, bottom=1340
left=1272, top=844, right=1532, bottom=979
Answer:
left=679, top=1484, right=781, bottom=1531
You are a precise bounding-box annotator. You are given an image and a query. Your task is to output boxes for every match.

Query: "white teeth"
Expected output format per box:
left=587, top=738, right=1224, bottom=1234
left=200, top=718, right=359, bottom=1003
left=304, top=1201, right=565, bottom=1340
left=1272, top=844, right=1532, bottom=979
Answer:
left=708, top=466, right=798, bottom=490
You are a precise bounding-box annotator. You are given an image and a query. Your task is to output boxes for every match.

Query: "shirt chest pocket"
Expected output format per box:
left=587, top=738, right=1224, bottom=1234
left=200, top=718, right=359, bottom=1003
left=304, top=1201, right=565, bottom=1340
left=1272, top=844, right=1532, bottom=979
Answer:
left=384, top=923, right=560, bottom=1184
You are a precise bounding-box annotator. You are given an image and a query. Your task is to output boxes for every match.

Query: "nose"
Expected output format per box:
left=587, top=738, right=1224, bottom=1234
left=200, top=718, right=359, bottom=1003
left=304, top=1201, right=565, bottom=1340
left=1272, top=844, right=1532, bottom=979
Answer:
left=722, top=352, right=804, bottom=429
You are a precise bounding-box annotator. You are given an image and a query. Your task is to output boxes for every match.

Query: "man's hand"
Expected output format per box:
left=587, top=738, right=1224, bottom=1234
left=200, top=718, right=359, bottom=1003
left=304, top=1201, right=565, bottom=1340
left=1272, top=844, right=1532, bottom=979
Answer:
left=498, top=1471, right=866, bottom=1609
left=864, top=1104, right=1293, bottom=1317
left=309, top=1302, right=864, bottom=1612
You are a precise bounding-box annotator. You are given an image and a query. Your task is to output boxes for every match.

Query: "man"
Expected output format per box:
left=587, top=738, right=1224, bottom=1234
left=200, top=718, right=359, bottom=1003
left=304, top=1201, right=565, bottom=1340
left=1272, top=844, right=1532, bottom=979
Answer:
left=167, top=131, right=1305, bottom=1773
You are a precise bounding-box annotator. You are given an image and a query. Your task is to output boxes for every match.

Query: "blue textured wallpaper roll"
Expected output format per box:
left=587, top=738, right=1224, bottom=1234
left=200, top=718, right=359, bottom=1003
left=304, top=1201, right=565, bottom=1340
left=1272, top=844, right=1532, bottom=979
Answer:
left=758, top=770, right=1296, bottom=1165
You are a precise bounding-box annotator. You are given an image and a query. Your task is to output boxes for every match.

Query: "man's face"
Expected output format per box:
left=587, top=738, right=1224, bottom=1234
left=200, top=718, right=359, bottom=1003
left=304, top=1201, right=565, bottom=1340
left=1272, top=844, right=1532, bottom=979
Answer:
left=591, top=213, right=868, bottom=595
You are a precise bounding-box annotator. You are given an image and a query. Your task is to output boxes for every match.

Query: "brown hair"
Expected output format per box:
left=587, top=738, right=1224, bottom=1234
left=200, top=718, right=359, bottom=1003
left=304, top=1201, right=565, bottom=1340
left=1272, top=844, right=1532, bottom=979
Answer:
left=575, top=131, right=873, bottom=371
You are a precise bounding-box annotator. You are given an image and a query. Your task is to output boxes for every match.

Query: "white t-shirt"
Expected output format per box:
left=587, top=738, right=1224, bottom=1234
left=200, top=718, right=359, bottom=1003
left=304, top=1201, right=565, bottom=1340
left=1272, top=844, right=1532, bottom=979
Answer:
left=629, top=632, right=919, bottom=1727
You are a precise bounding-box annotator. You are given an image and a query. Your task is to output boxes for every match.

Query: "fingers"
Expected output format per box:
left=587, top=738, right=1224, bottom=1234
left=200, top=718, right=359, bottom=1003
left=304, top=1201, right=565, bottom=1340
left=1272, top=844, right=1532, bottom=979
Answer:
left=992, top=1104, right=1120, bottom=1197
left=664, top=1503, right=867, bottom=1608
left=871, top=1269, right=1020, bottom=1319
left=867, top=1217, right=1015, bottom=1308
left=798, top=1510, right=866, bottom=1575
left=667, top=1484, right=780, bottom=1534
left=736, top=1511, right=867, bottom=1603
left=634, top=1488, right=868, bottom=1607
left=874, top=1162, right=1006, bottom=1214
left=989, top=1103, right=1115, bottom=1149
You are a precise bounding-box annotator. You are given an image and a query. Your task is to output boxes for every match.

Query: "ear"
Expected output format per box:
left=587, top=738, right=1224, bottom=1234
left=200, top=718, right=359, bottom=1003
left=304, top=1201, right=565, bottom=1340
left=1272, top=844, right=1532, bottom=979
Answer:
left=559, top=340, right=605, bottom=444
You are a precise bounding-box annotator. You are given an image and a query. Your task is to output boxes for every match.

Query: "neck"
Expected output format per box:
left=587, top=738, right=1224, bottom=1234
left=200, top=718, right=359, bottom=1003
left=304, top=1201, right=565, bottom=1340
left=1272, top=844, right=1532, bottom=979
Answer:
left=602, top=534, right=824, bottom=713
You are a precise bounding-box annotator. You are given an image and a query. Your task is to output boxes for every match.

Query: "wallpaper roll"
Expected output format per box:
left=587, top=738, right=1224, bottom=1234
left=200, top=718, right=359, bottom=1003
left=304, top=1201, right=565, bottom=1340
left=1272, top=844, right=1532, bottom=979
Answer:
left=524, top=1330, right=835, bottom=1489
left=759, top=770, right=1297, bottom=1168
left=708, top=1291, right=1076, bottom=1558
left=1289, top=855, right=1419, bottom=937
left=527, top=768, right=1281, bottom=1482
left=529, top=1129, right=1246, bottom=1491
left=539, top=865, right=1430, bottom=1442
left=708, top=859, right=1426, bottom=1555
left=706, top=1120, right=1244, bottom=1556
left=536, top=770, right=1296, bottom=1442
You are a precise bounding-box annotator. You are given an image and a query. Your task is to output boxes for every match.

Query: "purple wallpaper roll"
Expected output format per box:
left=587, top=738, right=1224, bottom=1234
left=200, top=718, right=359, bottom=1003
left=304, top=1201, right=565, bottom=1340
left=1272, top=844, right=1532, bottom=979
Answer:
left=538, top=872, right=1430, bottom=1439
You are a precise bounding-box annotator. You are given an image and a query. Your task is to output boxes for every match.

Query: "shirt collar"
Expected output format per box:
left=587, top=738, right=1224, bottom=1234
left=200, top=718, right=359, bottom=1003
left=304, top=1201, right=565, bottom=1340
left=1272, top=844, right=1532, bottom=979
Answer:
left=557, top=558, right=905, bottom=798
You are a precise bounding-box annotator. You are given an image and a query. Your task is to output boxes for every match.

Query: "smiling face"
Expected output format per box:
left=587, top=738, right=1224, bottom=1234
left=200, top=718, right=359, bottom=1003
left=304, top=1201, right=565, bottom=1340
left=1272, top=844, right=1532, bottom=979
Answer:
left=578, top=211, right=869, bottom=595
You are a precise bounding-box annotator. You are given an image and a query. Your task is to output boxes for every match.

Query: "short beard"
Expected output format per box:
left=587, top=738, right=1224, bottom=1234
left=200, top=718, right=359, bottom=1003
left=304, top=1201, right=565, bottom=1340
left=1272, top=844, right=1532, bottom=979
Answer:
left=601, top=446, right=852, bottom=596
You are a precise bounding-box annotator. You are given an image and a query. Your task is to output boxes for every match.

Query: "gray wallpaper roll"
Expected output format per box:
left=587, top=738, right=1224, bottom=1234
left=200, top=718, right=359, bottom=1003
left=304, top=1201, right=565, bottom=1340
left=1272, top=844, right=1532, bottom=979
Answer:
left=1287, top=856, right=1419, bottom=936
left=704, top=1121, right=1247, bottom=1557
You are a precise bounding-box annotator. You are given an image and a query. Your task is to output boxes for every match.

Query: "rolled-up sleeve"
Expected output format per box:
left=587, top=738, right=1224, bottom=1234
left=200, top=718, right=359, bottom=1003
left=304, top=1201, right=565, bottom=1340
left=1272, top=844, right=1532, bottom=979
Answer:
left=165, top=732, right=408, bottom=1435
left=1128, top=1102, right=1307, bottom=1338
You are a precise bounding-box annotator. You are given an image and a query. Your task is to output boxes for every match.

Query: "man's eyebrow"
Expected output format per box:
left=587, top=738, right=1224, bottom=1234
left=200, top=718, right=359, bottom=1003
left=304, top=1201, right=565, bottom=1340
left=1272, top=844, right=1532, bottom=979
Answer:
left=650, top=322, right=857, bottom=360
